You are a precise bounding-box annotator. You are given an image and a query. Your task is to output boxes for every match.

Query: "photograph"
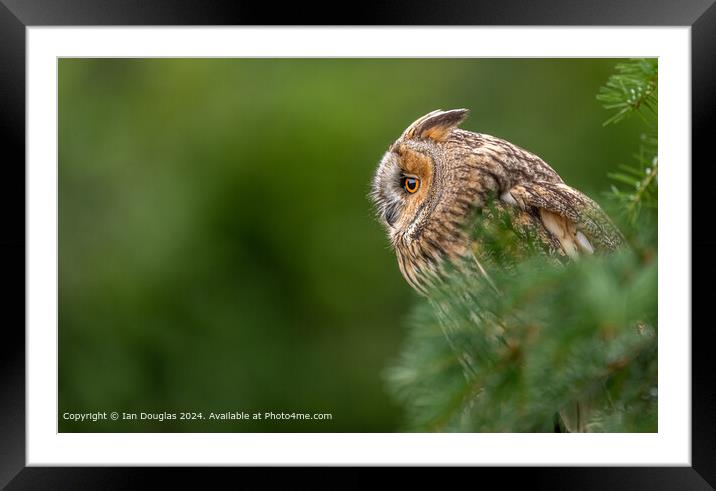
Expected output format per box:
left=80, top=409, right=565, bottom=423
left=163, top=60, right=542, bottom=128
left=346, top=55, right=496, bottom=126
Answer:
left=58, top=57, right=658, bottom=433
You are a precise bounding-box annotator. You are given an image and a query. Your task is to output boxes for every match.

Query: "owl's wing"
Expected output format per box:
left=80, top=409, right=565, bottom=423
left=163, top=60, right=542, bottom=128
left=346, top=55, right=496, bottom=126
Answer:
left=502, top=181, right=624, bottom=257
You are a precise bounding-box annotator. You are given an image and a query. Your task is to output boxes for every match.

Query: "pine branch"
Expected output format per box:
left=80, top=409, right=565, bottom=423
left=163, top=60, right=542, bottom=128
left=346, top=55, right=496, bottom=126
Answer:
left=606, top=132, right=658, bottom=226
left=599, top=59, right=658, bottom=227
left=597, top=58, right=657, bottom=127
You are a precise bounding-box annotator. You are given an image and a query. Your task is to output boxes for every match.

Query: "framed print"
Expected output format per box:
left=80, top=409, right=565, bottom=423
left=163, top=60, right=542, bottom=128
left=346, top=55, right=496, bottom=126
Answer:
left=1, top=0, right=713, bottom=487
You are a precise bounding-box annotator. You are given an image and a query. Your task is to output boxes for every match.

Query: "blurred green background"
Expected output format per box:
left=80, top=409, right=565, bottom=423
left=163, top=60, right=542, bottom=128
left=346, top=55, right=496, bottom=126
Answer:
left=58, top=58, right=643, bottom=432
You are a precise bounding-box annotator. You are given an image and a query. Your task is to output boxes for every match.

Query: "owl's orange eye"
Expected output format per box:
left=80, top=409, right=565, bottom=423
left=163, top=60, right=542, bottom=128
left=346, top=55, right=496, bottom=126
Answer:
left=403, top=177, right=420, bottom=194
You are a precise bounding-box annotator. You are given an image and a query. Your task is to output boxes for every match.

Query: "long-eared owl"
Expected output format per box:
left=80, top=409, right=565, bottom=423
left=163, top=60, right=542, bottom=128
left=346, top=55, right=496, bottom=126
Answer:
left=371, top=108, right=624, bottom=296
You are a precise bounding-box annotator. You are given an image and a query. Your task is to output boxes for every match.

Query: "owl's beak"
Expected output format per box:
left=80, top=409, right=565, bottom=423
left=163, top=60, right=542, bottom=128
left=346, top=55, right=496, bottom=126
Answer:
left=384, top=201, right=399, bottom=228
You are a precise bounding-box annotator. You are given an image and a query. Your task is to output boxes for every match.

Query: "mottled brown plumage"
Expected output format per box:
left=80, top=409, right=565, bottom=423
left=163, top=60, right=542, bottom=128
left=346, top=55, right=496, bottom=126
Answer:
left=371, top=108, right=624, bottom=295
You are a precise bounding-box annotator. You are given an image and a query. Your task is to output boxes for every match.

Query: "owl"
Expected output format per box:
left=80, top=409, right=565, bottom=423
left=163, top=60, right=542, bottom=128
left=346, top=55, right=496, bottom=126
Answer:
left=371, top=108, right=624, bottom=295
left=371, top=109, right=626, bottom=433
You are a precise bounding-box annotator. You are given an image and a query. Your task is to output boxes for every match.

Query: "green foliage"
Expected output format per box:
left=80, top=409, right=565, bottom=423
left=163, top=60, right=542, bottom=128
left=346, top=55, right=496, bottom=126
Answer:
left=607, top=133, right=657, bottom=224
left=386, top=59, right=658, bottom=432
left=597, top=58, right=657, bottom=127
left=599, top=59, right=658, bottom=226
left=387, top=248, right=657, bottom=432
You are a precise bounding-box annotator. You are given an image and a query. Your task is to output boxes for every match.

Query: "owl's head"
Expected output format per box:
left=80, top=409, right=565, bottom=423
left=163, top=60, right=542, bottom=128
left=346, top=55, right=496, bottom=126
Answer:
left=370, top=108, right=481, bottom=293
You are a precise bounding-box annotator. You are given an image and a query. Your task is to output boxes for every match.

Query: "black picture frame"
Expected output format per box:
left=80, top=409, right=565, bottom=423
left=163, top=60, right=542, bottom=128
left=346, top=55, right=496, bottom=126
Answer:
left=1, top=1, right=712, bottom=487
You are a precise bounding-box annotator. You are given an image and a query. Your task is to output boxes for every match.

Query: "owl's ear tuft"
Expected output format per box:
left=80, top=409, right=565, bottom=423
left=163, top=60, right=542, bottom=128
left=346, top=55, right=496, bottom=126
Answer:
left=402, top=109, right=469, bottom=142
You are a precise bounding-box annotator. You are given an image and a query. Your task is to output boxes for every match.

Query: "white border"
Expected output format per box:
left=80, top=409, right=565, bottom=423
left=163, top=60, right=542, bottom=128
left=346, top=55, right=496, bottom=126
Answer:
left=27, top=27, right=691, bottom=465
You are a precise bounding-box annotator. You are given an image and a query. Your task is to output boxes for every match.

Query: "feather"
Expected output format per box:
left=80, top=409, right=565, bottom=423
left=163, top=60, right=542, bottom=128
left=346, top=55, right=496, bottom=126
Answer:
left=576, top=231, right=595, bottom=254
left=506, top=181, right=624, bottom=254
left=539, top=209, right=579, bottom=259
left=500, top=191, right=518, bottom=206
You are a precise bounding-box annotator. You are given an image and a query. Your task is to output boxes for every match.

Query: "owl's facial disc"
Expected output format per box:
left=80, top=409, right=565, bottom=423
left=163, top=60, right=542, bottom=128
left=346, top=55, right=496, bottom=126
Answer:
left=371, top=109, right=472, bottom=294
left=371, top=143, right=435, bottom=239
